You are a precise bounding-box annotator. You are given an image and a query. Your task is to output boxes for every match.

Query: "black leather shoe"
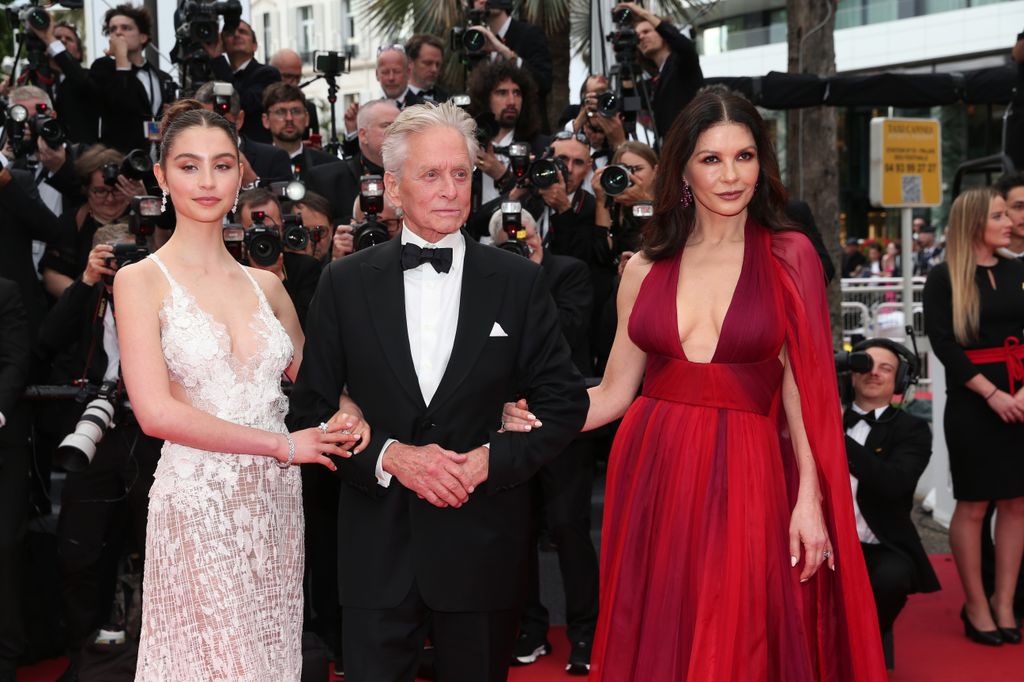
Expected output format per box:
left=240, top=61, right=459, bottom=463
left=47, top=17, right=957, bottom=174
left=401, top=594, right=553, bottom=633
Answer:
left=961, top=606, right=1003, bottom=646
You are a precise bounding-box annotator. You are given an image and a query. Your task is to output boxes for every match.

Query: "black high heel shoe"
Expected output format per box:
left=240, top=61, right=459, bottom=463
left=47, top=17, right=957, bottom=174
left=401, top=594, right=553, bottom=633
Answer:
left=989, top=602, right=1022, bottom=645
left=961, top=605, right=1003, bottom=646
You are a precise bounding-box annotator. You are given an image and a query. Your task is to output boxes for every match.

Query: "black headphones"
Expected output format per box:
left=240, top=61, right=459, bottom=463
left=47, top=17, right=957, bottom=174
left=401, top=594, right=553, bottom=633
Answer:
left=852, top=338, right=920, bottom=395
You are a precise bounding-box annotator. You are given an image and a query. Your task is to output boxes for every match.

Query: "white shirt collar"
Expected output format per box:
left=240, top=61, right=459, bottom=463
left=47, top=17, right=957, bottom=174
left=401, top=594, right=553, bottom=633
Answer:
left=401, top=224, right=465, bottom=253
left=497, top=15, right=512, bottom=39
left=852, top=403, right=887, bottom=419
left=234, top=58, right=252, bottom=74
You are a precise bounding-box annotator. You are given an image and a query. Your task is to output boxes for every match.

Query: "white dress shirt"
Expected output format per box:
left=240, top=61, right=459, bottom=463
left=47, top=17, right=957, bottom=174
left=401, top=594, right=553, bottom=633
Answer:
left=374, top=226, right=466, bottom=486
left=847, top=403, right=884, bottom=545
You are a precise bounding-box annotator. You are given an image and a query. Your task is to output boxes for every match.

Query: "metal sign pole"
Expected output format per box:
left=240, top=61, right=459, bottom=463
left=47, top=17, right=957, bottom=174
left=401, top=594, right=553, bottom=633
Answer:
left=901, top=207, right=914, bottom=337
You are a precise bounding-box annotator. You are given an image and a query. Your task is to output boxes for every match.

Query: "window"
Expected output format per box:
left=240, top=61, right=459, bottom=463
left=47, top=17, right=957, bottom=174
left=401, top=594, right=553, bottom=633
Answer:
left=297, top=6, right=315, bottom=62
left=262, top=13, right=272, bottom=63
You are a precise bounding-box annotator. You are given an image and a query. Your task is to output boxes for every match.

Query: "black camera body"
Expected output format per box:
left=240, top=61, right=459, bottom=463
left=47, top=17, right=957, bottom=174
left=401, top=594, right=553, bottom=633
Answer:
left=120, top=149, right=154, bottom=182
left=4, top=102, right=64, bottom=157
left=528, top=154, right=569, bottom=190
left=223, top=223, right=245, bottom=263
left=177, top=0, right=241, bottom=46
left=281, top=213, right=309, bottom=252
left=451, top=7, right=489, bottom=60
left=101, top=162, right=120, bottom=187
left=507, top=142, right=531, bottom=182
left=28, top=109, right=65, bottom=150
left=600, top=164, right=633, bottom=197
left=352, top=175, right=390, bottom=252
left=314, top=50, right=350, bottom=76
left=246, top=210, right=282, bottom=267
left=498, top=201, right=529, bottom=258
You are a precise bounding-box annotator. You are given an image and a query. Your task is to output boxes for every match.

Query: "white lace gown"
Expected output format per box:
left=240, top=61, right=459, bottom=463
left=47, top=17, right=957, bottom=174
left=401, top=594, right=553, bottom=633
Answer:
left=135, top=253, right=303, bottom=681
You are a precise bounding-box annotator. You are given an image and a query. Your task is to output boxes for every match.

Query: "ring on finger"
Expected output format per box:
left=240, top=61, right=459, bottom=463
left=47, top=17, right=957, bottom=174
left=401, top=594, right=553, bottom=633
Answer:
left=822, top=549, right=832, bottom=560
left=318, top=422, right=329, bottom=434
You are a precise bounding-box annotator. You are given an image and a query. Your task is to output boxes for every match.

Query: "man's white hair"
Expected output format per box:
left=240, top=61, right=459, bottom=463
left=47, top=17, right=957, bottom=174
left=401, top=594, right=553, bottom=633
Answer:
left=11, top=85, right=53, bottom=109
left=356, top=98, right=399, bottom=132
left=381, top=102, right=479, bottom=180
left=488, top=205, right=536, bottom=244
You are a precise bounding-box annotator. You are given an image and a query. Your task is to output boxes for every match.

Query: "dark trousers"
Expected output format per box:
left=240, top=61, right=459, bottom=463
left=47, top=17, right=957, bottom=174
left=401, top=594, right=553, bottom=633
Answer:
left=343, top=582, right=519, bottom=682
left=861, top=542, right=915, bottom=635
left=301, top=463, right=341, bottom=657
left=0, top=423, right=31, bottom=673
left=520, top=437, right=599, bottom=644
left=58, top=423, right=160, bottom=653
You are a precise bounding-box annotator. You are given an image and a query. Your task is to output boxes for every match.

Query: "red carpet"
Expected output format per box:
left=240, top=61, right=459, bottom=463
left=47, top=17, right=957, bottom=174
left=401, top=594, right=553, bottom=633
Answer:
left=17, top=555, right=1024, bottom=681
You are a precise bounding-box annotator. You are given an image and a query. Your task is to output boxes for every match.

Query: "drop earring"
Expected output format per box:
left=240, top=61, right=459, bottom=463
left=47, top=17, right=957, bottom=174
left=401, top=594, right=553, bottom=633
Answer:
left=680, top=182, right=693, bottom=208
left=160, top=190, right=168, bottom=213
left=231, top=192, right=239, bottom=215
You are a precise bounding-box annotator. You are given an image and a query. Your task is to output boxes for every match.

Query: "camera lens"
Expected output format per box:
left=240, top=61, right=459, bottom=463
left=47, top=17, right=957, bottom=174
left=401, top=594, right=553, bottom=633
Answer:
left=596, top=92, right=618, bottom=116
left=247, top=232, right=281, bottom=266
left=284, top=226, right=308, bottom=251
left=600, top=165, right=632, bottom=196
left=529, top=159, right=560, bottom=189
left=463, top=29, right=486, bottom=54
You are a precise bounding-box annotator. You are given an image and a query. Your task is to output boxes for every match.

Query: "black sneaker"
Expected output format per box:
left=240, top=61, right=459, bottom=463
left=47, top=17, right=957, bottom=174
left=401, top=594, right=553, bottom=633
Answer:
left=511, top=631, right=551, bottom=665
left=566, top=639, right=591, bottom=675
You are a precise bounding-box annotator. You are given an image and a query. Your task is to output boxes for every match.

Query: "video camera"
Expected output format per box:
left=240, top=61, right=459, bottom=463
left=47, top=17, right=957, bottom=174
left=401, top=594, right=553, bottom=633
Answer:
left=352, top=175, right=390, bottom=252
left=3, top=1, right=61, bottom=87
left=171, top=0, right=242, bottom=90
left=498, top=201, right=529, bottom=258
left=56, top=380, right=119, bottom=472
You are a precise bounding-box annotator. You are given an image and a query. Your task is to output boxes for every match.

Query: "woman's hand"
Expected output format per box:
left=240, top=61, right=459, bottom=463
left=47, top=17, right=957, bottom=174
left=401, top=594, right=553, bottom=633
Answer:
left=789, top=496, right=834, bottom=581
left=325, top=408, right=372, bottom=455
left=987, top=390, right=1024, bottom=423
left=500, top=398, right=542, bottom=432
left=285, top=427, right=360, bottom=470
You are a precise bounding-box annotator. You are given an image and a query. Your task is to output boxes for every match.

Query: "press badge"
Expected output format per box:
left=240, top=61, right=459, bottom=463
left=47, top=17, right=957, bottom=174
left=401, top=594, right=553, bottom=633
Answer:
left=144, top=120, right=162, bottom=142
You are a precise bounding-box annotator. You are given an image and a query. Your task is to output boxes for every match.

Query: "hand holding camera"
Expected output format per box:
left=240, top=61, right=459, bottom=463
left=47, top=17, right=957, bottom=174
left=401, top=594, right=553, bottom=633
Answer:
left=332, top=224, right=354, bottom=260
left=476, top=141, right=508, bottom=180
left=82, top=244, right=117, bottom=287
left=537, top=166, right=571, bottom=213
left=35, top=134, right=66, bottom=173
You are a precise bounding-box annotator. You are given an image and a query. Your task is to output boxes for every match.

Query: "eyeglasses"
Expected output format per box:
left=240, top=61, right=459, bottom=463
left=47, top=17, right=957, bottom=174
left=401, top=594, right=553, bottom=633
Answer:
left=554, top=130, right=591, bottom=147
left=89, top=186, right=118, bottom=199
left=268, top=106, right=307, bottom=119
left=377, top=43, right=405, bottom=56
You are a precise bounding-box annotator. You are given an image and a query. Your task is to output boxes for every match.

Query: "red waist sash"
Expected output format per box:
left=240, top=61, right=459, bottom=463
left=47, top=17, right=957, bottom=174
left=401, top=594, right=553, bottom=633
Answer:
left=965, top=336, right=1024, bottom=395
left=641, top=355, right=783, bottom=416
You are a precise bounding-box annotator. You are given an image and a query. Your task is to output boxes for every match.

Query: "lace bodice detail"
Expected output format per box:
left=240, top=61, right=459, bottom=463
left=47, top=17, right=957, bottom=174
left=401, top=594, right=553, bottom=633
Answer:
left=150, top=253, right=293, bottom=430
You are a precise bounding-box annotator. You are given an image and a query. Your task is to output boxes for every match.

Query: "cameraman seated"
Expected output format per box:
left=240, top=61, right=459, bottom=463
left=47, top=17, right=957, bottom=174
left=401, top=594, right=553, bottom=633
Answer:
left=470, top=0, right=552, bottom=130
left=236, top=189, right=321, bottom=327
left=35, top=223, right=162, bottom=682
left=206, top=19, right=281, bottom=145
left=193, top=81, right=293, bottom=187
left=844, top=339, right=941, bottom=668
left=41, top=146, right=144, bottom=299
left=89, top=4, right=176, bottom=153
left=332, top=193, right=402, bottom=261
left=26, top=17, right=99, bottom=145
left=617, top=1, right=703, bottom=141
left=306, top=99, right=398, bottom=225
left=468, top=61, right=546, bottom=205
left=292, top=191, right=333, bottom=264
left=261, top=83, right=339, bottom=182
left=488, top=208, right=597, bottom=672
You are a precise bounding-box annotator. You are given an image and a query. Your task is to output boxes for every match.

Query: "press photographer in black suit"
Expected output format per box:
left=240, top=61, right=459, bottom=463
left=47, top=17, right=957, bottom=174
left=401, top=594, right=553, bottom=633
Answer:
left=406, top=34, right=449, bottom=104
left=843, top=339, right=940, bottom=667
left=207, top=19, right=281, bottom=144
left=262, top=83, right=339, bottom=182
left=26, top=18, right=99, bottom=145
left=89, top=4, right=176, bottom=154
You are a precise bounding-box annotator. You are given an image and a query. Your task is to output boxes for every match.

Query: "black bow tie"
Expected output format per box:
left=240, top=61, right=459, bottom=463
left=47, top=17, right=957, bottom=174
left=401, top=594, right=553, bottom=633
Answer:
left=419, top=88, right=436, bottom=100
left=844, top=410, right=879, bottom=431
left=401, top=243, right=453, bottom=274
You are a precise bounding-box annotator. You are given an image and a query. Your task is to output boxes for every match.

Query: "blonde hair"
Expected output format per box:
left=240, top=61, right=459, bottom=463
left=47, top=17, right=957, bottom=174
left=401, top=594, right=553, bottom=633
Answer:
left=381, top=102, right=479, bottom=180
left=946, top=186, right=1000, bottom=345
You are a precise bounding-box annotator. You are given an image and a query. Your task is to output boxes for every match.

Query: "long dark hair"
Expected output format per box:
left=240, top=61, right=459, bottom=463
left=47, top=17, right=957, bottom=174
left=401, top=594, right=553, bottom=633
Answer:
left=644, top=86, right=794, bottom=261
left=467, top=60, right=540, bottom=142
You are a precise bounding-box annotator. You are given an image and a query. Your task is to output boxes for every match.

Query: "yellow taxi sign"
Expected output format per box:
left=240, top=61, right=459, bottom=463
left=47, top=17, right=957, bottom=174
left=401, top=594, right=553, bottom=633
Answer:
left=869, top=117, right=942, bottom=208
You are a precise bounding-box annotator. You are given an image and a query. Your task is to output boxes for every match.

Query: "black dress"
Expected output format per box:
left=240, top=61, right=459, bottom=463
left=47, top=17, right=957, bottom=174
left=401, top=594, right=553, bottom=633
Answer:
left=923, top=259, right=1024, bottom=500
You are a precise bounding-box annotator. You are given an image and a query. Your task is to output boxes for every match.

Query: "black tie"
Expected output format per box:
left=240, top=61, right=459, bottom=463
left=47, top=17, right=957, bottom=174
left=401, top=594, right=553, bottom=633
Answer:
left=843, top=410, right=877, bottom=431
left=401, top=243, right=453, bottom=274
left=420, top=88, right=436, bottom=101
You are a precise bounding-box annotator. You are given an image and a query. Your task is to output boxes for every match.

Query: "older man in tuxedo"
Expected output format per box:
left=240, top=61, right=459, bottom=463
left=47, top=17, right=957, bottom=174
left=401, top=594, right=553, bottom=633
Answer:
left=292, top=102, right=588, bottom=682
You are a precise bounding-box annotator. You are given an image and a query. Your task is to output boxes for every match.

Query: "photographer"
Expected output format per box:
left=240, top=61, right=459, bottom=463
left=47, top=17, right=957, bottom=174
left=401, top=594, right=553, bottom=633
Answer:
left=89, top=4, right=177, bottom=153
left=40, top=145, right=144, bottom=299
left=306, top=99, right=398, bottom=225
left=469, top=0, right=552, bottom=131
left=0, top=279, right=31, bottom=682
left=592, top=141, right=657, bottom=259
left=617, top=1, right=702, bottom=141
left=25, top=17, right=99, bottom=145
left=193, top=81, right=293, bottom=187
left=292, top=191, right=333, bottom=263
left=843, top=340, right=940, bottom=666
left=207, top=19, right=281, bottom=144
left=487, top=207, right=597, bottom=672
left=261, top=83, right=339, bottom=182
left=236, top=189, right=321, bottom=327
left=35, top=223, right=162, bottom=682
left=332, top=189, right=403, bottom=261
left=406, top=34, right=448, bottom=103
left=467, top=61, right=545, bottom=205
left=269, top=49, right=319, bottom=137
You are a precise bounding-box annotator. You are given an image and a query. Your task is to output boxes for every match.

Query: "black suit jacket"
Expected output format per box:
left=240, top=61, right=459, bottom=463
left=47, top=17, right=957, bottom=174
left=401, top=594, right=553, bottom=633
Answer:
left=505, top=19, right=552, bottom=99
left=541, top=252, right=592, bottom=375
left=290, top=145, right=341, bottom=183
left=281, top=252, right=321, bottom=329
left=53, top=51, right=99, bottom=144
left=89, top=57, right=177, bottom=153
left=846, top=406, right=941, bottom=594
left=0, top=278, right=31, bottom=449
left=650, top=22, right=703, bottom=141
left=239, top=137, right=293, bottom=186
left=212, top=57, right=281, bottom=144
left=291, top=236, right=588, bottom=611
left=304, top=155, right=363, bottom=224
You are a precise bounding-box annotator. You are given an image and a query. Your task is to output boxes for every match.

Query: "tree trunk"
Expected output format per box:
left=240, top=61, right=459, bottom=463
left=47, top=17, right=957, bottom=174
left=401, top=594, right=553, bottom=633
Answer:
left=547, top=12, right=571, bottom=133
left=786, top=0, right=841, bottom=344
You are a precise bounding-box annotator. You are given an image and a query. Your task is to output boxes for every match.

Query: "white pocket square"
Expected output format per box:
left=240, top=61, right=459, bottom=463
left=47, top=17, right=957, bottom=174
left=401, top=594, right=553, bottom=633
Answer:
left=489, top=322, right=508, bottom=338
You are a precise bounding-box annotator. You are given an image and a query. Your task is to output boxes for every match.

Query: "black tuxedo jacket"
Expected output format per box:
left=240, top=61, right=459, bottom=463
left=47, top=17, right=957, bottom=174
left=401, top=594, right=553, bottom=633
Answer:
left=53, top=51, right=99, bottom=144
left=541, top=252, right=592, bottom=375
left=845, top=406, right=941, bottom=594
left=650, top=22, right=703, bottom=141
left=291, top=236, right=588, bottom=611
left=505, top=19, right=551, bottom=99
left=290, top=145, right=341, bottom=183
left=304, top=155, right=363, bottom=223
left=212, top=57, right=281, bottom=144
left=0, top=278, right=31, bottom=449
left=239, top=137, right=292, bottom=186
left=89, top=57, right=176, bottom=153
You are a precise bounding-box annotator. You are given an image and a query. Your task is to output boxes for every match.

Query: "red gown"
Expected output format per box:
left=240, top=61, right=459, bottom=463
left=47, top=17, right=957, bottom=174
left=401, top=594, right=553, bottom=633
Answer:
left=590, top=222, right=887, bottom=681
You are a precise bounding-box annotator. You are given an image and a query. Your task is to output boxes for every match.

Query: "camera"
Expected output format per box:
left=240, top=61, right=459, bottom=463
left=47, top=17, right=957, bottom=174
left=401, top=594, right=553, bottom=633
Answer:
left=28, top=105, right=65, bottom=150
left=223, top=223, right=245, bottom=262
left=129, top=196, right=161, bottom=238
left=120, top=149, right=154, bottom=182
left=56, top=381, right=118, bottom=472
left=246, top=210, right=282, bottom=267
left=176, top=0, right=241, bottom=46
left=450, top=7, right=489, bottom=57
left=268, top=180, right=306, bottom=203
left=498, top=201, right=530, bottom=258
left=594, top=91, right=620, bottom=117
left=101, top=162, right=120, bottom=187
left=632, top=201, right=654, bottom=220
left=835, top=350, right=874, bottom=374
left=473, top=112, right=500, bottom=149
left=528, top=154, right=569, bottom=190
left=601, top=164, right=634, bottom=197
left=4, top=102, right=64, bottom=156
left=211, top=81, right=233, bottom=116
left=352, top=175, right=390, bottom=252
left=314, top=50, right=350, bottom=76
left=281, top=213, right=309, bottom=252
left=507, top=142, right=530, bottom=182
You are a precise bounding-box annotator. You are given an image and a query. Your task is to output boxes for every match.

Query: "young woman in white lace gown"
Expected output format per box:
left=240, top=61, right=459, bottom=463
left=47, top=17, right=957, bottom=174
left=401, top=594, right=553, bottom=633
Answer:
left=113, top=100, right=362, bottom=681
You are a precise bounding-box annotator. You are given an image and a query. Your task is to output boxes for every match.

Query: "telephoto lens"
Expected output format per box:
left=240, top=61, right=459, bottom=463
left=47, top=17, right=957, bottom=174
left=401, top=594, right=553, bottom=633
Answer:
left=56, top=385, right=118, bottom=472
left=600, top=164, right=633, bottom=196
left=120, top=149, right=154, bottom=181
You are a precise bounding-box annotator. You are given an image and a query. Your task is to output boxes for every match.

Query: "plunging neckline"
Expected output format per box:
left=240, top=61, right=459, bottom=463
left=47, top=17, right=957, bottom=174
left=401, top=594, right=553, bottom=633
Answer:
left=672, top=221, right=750, bottom=364
left=151, top=254, right=270, bottom=371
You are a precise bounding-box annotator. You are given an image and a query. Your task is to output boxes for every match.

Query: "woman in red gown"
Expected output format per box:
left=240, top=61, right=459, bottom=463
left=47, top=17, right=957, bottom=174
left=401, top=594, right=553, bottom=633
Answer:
left=505, top=87, right=886, bottom=680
